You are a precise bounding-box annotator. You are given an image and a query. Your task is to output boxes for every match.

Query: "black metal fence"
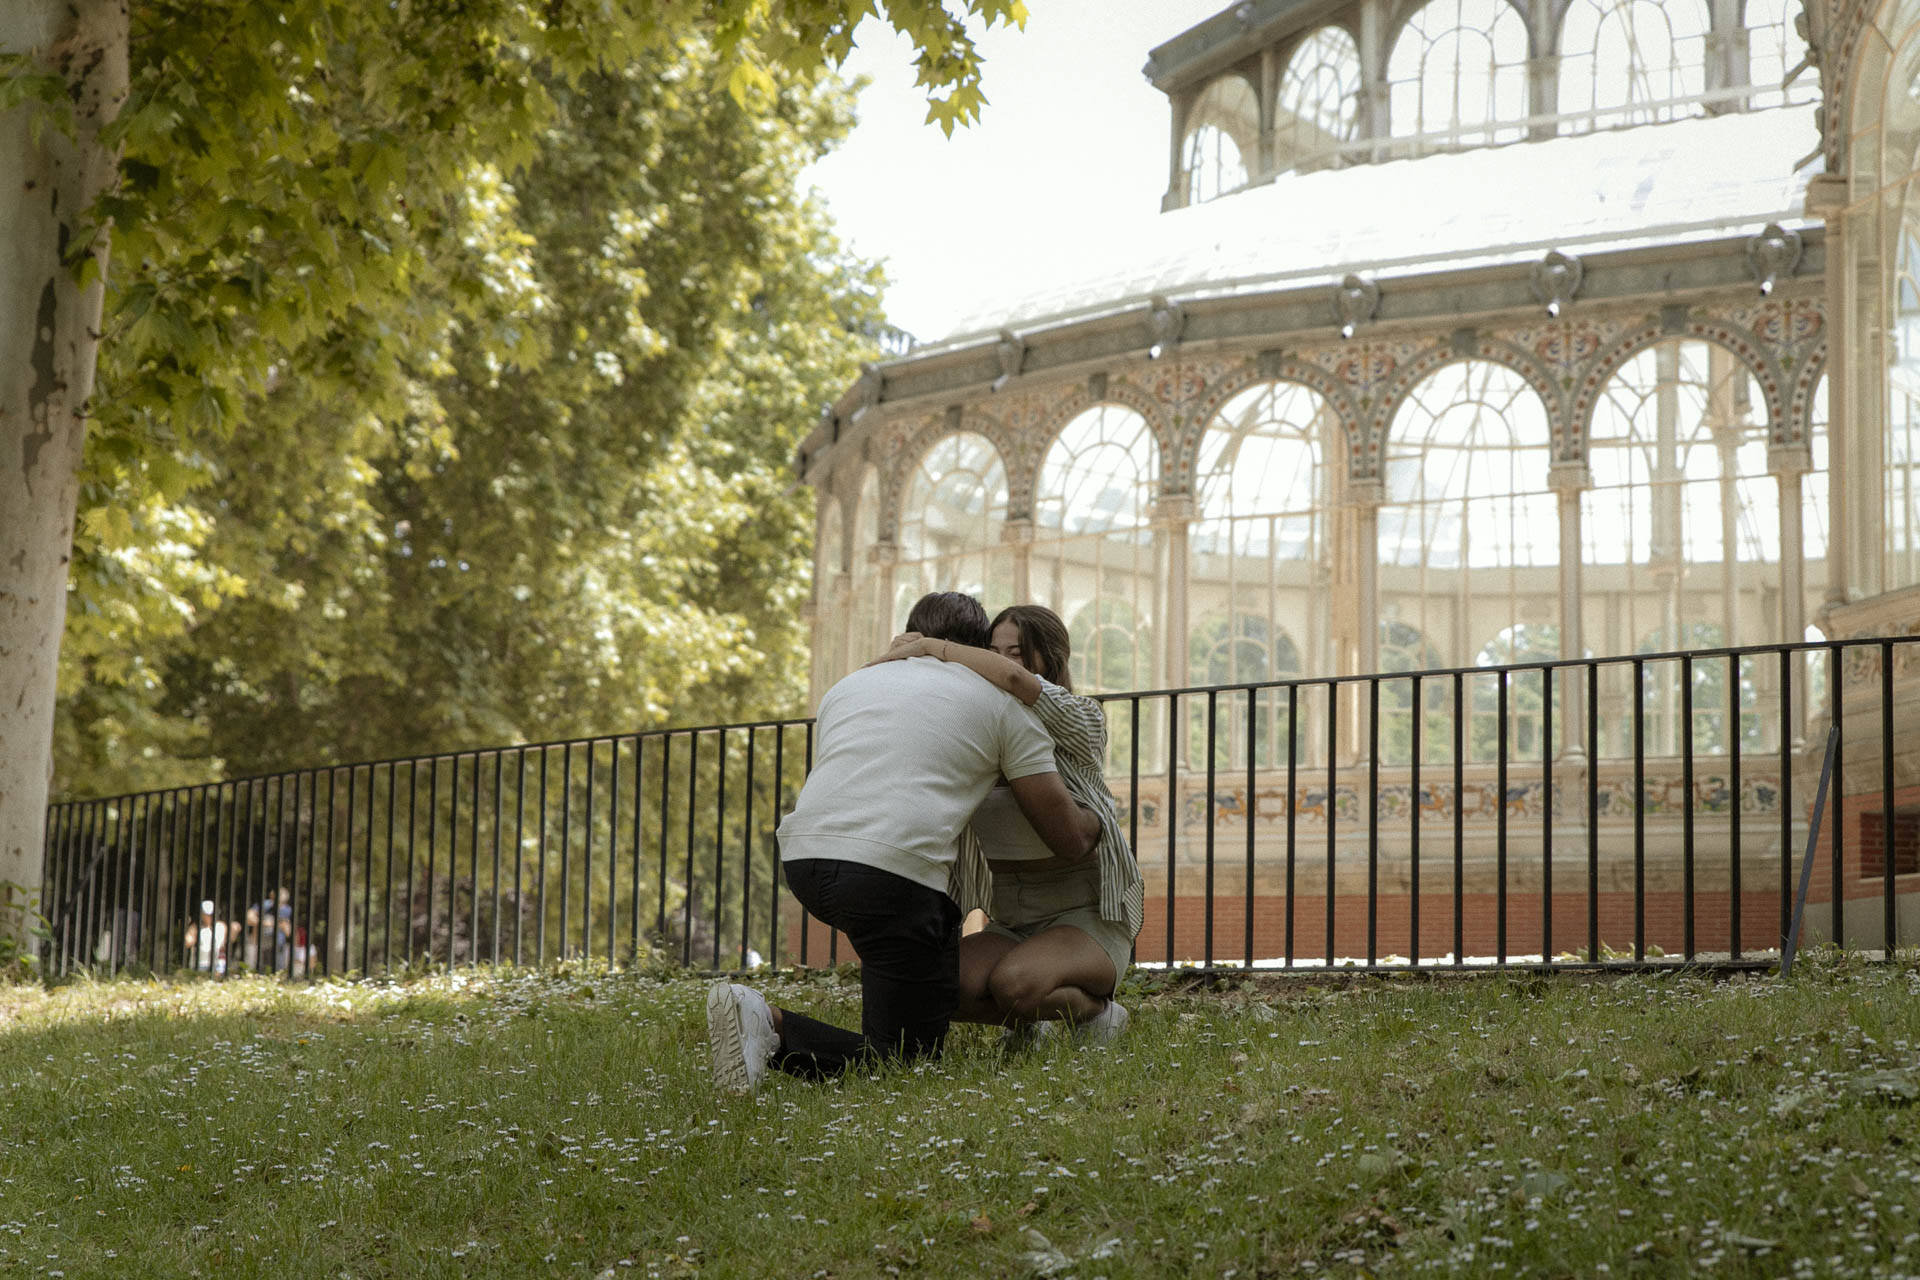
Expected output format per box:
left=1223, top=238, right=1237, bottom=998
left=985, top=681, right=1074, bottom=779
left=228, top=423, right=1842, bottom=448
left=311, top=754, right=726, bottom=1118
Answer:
left=40, top=635, right=1920, bottom=981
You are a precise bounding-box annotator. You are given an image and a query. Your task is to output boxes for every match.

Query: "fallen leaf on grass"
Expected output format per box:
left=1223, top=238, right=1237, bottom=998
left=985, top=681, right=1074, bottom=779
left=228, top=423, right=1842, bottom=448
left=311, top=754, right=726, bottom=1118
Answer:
left=971, top=1215, right=993, bottom=1233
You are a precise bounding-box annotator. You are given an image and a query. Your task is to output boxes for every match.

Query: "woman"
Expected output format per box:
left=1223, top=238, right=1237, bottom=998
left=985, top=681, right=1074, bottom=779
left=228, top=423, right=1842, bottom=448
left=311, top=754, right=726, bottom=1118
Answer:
left=872, top=605, right=1143, bottom=1045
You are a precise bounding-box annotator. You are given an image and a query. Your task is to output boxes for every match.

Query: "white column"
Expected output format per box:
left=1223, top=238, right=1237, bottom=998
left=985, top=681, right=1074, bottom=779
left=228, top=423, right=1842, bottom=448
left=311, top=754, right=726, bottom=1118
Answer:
left=1806, top=174, right=1853, bottom=607
left=1549, top=461, right=1590, bottom=761
left=1157, top=495, right=1194, bottom=690
left=1003, top=516, right=1033, bottom=604
left=1772, top=443, right=1812, bottom=741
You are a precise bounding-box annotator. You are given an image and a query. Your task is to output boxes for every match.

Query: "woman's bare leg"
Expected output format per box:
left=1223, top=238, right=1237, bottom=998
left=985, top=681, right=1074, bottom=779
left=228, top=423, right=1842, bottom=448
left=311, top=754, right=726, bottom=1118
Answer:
left=984, top=925, right=1117, bottom=1026
left=954, top=931, right=1020, bottom=1023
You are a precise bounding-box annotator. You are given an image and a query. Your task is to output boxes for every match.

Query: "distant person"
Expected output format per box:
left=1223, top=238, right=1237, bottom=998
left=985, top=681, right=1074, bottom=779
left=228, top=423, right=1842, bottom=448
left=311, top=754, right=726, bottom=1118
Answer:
left=706, top=591, right=1100, bottom=1093
left=870, top=604, right=1141, bottom=1046
left=184, top=900, right=227, bottom=975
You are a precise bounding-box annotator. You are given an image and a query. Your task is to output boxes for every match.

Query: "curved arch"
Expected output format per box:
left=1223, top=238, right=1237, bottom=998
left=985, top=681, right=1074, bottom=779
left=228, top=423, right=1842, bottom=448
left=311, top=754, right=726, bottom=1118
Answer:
left=1274, top=24, right=1363, bottom=171
left=1788, top=340, right=1830, bottom=447
left=1177, top=358, right=1359, bottom=489
left=1370, top=339, right=1566, bottom=475
left=1385, top=0, right=1531, bottom=146
left=1555, top=0, right=1710, bottom=126
left=883, top=408, right=1022, bottom=540
left=1378, top=359, right=1558, bottom=721
left=1572, top=319, right=1786, bottom=457
left=1188, top=378, right=1337, bottom=699
left=1035, top=405, right=1160, bottom=537
left=892, top=430, right=1011, bottom=618
left=1034, top=380, right=1175, bottom=501
left=1182, top=74, right=1259, bottom=203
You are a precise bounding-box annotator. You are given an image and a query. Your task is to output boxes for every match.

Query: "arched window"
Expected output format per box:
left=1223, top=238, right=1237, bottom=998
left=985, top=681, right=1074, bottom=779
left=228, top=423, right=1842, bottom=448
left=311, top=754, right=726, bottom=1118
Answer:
left=895, top=434, right=1010, bottom=631
left=1191, top=381, right=1333, bottom=679
left=1584, top=339, right=1775, bottom=755
left=849, top=468, right=882, bottom=663
left=813, top=498, right=845, bottom=696
left=1557, top=0, right=1710, bottom=129
left=1034, top=406, right=1160, bottom=694
left=1275, top=26, right=1363, bottom=172
left=1183, top=76, right=1258, bottom=203
left=1744, top=0, right=1815, bottom=108
left=1386, top=0, right=1530, bottom=149
left=1379, top=359, right=1557, bottom=738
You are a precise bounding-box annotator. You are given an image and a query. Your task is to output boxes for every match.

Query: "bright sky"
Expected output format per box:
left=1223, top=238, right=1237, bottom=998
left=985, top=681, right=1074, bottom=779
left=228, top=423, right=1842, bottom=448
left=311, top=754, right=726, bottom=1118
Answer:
left=803, top=1, right=1227, bottom=344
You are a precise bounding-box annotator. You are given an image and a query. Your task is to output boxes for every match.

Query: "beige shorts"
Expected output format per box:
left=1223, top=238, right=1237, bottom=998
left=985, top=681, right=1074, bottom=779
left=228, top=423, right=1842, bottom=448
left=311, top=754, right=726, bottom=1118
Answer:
left=982, top=862, right=1133, bottom=989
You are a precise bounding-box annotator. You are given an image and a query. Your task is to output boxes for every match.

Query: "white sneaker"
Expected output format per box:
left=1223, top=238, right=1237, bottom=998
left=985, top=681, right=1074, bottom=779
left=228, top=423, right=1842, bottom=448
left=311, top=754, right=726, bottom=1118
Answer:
left=1074, top=999, right=1129, bottom=1048
left=707, top=982, right=778, bottom=1093
left=999, top=1020, right=1059, bottom=1052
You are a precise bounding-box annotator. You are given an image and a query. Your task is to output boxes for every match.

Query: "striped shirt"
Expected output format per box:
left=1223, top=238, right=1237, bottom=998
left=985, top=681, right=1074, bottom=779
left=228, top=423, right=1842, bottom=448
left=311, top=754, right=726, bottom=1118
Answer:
left=947, top=677, right=1145, bottom=943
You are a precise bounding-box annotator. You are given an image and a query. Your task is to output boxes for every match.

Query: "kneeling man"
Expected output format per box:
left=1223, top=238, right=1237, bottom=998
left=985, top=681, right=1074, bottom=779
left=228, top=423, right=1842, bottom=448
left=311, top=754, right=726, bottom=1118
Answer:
left=707, top=591, right=1099, bottom=1091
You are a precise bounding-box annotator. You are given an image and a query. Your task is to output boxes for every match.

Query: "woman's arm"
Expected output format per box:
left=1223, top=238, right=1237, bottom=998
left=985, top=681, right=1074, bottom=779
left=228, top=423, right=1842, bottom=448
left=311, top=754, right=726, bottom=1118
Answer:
left=867, top=632, right=1043, bottom=705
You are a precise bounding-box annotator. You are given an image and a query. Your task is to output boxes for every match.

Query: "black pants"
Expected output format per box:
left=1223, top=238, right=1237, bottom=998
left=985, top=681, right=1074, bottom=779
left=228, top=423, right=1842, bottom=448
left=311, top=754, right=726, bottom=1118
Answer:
left=775, top=858, right=961, bottom=1079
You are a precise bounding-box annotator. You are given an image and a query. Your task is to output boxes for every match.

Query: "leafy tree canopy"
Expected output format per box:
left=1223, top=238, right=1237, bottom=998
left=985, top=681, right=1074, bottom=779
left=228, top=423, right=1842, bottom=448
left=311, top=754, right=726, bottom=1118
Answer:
left=27, top=0, right=1022, bottom=796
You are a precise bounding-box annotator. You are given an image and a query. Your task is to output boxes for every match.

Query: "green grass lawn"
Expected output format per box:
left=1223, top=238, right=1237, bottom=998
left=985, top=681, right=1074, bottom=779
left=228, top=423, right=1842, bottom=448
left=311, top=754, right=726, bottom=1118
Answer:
left=2, top=955, right=1918, bottom=1279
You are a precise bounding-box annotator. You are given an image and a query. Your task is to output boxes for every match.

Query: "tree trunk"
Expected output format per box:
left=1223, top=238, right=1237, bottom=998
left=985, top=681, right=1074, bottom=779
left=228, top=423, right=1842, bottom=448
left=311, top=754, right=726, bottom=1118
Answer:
left=0, top=1, right=127, bottom=939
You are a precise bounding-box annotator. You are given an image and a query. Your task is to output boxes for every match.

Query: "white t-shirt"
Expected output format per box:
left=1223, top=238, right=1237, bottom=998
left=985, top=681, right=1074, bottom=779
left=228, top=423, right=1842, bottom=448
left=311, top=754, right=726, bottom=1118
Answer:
left=779, top=657, right=1059, bottom=894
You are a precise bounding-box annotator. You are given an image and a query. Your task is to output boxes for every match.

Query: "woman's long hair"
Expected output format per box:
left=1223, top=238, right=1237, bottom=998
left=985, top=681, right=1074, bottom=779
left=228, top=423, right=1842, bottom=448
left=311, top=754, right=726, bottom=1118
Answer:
left=988, top=604, right=1073, bottom=690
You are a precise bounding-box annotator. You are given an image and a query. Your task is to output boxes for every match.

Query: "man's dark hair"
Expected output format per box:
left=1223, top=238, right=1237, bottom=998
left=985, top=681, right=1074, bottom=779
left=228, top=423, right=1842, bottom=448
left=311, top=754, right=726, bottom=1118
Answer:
left=905, top=591, right=989, bottom=648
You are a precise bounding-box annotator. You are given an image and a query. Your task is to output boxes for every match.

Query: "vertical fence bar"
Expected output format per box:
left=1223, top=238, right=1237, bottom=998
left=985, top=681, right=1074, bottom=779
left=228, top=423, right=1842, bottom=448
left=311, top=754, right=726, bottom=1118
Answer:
left=492, top=751, right=505, bottom=966
left=150, top=794, right=171, bottom=974
left=1541, top=665, right=1553, bottom=966
left=1831, top=641, right=1844, bottom=947
left=742, top=727, right=757, bottom=971
left=1129, top=697, right=1140, bottom=970
left=631, top=735, right=645, bottom=964
left=1204, top=691, right=1216, bottom=970
left=1452, top=672, right=1464, bottom=967
left=1285, top=685, right=1297, bottom=968
left=1632, top=658, right=1646, bottom=963
left=1587, top=661, right=1599, bottom=962
left=426, top=758, right=440, bottom=970
left=1410, top=674, right=1422, bottom=968
left=1681, top=655, right=1695, bottom=962
left=536, top=749, right=551, bottom=967
left=334, top=769, right=349, bottom=979
left=1775, top=647, right=1793, bottom=961
left=1167, top=693, right=1180, bottom=969
left=1367, top=678, right=1379, bottom=968
left=1244, top=690, right=1256, bottom=970
left=1883, top=640, right=1897, bottom=955
left=1326, top=681, right=1337, bottom=969
left=560, top=742, right=573, bottom=963
left=1496, top=673, right=1508, bottom=965
left=609, top=739, right=621, bottom=965
left=714, top=728, right=728, bottom=971
left=684, top=732, right=699, bottom=968
left=468, top=753, right=481, bottom=968
left=770, top=725, right=785, bottom=969
left=804, top=722, right=816, bottom=967
left=657, top=734, right=672, bottom=944
left=404, top=761, right=422, bottom=970
left=1729, top=653, right=1743, bottom=962
left=592, top=739, right=607, bottom=964
left=513, top=750, right=527, bottom=967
